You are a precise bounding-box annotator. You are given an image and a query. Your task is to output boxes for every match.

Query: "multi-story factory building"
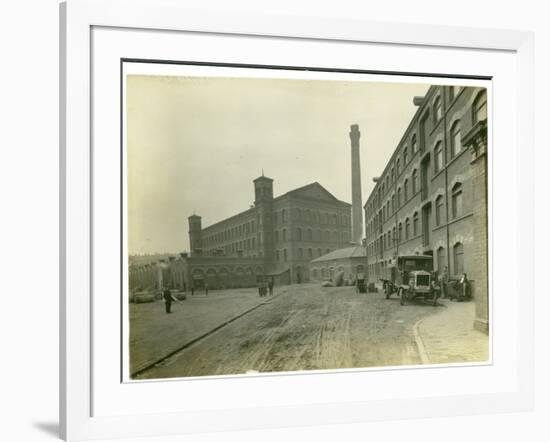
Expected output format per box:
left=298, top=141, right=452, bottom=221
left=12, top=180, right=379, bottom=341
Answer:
left=364, top=85, right=488, bottom=284
left=187, top=176, right=352, bottom=286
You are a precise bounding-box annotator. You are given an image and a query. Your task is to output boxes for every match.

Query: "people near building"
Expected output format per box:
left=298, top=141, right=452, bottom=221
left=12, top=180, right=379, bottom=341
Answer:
left=438, top=266, right=449, bottom=298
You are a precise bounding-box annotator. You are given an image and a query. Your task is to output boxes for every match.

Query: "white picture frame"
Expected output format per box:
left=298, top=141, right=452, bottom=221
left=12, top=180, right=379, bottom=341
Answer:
left=60, top=0, right=534, bottom=440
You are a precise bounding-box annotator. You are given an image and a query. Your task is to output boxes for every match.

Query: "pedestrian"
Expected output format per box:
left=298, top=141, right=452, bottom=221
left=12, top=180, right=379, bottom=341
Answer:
left=205, top=282, right=209, bottom=296
left=438, top=266, right=449, bottom=298
left=268, top=279, right=274, bottom=296
left=459, top=273, right=469, bottom=301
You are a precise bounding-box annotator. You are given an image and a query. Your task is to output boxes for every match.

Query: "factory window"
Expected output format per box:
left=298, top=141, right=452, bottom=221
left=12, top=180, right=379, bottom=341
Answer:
left=398, top=223, right=403, bottom=242
left=403, top=146, right=409, bottom=165
left=473, top=89, right=487, bottom=124
left=308, top=248, right=313, bottom=259
left=434, top=141, right=443, bottom=173
left=396, top=158, right=401, bottom=175
left=307, top=228, right=313, bottom=241
left=306, top=209, right=311, bottom=221
left=412, top=169, right=418, bottom=194
left=282, top=229, right=287, bottom=241
left=397, top=187, right=401, bottom=207
left=252, top=237, right=256, bottom=249
left=404, top=179, right=409, bottom=200
left=283, top=249, right=288, bottom=261
left=386, top=175, right=390, bottom=190
left=405, top=218, right=410, bottom=239
left=392, top=227, right=396, bottom=246
left=296, top=227, right=302, bottom=241
left=453, top=242, right=464, bottom=275
left=274, top=230, right=279, bottom=242
left=413, top=212, right=419, bottom=236
left=452, top=183, right=463, bottom=219
left=433, top=95, right=442, bottom=122
left=412, top=134, right=417, bottom=154
left=435, top=195, right=444, bottom=226
left=298, top=248, right=303, bottom=259
left=391, top=167, right=395, bottom=183
left=450, top=120, right=462, bottom=158
left=276, top=250, right=280, bottom=262
left=391, top=194, right=395, bottom=213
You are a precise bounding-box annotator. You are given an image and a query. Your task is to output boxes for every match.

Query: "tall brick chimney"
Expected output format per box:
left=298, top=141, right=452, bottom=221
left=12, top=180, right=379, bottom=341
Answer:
left=349, top=124, right=363, bottom=244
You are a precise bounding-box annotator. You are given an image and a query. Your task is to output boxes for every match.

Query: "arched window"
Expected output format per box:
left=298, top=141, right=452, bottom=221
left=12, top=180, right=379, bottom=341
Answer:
left=403, top=146, right=409, bottom=165
left=398, top=222, right=403, bottom=242
left=433, top=95, right=442, bottom=122
left=397, top=187, right=402, bottom=207
left=396, top=158, right=401, bottom=175
left=391, top=194, right=395, bottom=213
left=307, top=228, right=313, bottom=241
left=412, top=169, right=418, bottom=194
left=405, top=218, right=410, bottom=240
left=413, top=212, right=419, bottom=236
left=412, top=134, right=417, bottom=154
left=283, top=249, right=288, bottom=261
left=453, top=242, right=464, bottom=275
left=404, top=179, right=409, bottom=201
left=435, top=195, right=444, bottom=226
left=451, top=183, right=463, bottom=219
left=386, top=174, right=390, bottom=190
left=296, top=227, right=302, bottom=241
left=434, top=141, right=443, bottom=173
left=282, top=228, right=287, bottom=241
left=391, top=167, right=395, bottom=183
left=392, top=227, right=396, bottom=245
left=473, top=89, right=487, bottom=124
left=450, top=120, right=462, bottom=158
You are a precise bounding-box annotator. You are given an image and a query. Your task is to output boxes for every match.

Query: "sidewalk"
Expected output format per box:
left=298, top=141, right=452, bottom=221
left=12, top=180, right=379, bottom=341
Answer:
left=414, top=299, right=489, bottom=365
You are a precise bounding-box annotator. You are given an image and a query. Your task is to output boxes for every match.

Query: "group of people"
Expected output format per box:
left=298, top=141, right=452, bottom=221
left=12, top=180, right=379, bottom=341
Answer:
left=258, top=279, right=274, bottom=297
left=435, top=267, right=470, bottom=301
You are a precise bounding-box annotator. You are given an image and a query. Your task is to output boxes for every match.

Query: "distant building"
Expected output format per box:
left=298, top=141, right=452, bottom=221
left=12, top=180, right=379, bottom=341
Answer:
left=190, top=176, right=352, bottom=286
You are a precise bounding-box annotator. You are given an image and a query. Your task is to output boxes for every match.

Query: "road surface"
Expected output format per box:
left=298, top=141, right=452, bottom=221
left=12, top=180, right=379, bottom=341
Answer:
left=136, top=283, right=440, bottom=380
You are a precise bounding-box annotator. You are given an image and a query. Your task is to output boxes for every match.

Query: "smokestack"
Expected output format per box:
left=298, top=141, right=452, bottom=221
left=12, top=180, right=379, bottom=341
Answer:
left=349, top=124, right=363, bottom=244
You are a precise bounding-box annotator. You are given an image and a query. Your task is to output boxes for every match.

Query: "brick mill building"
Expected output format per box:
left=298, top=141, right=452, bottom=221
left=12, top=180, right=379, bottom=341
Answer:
left=363, top=85, right=488, bottom=332
left=187, top=176, right=353, bottom=287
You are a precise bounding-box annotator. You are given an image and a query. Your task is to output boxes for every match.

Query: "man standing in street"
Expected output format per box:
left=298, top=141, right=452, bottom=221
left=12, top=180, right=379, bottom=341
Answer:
left=439, top=266, right=449, bottom=299
left=163, top=287, right=181, bottom=314
left=268, top=278, right=274, bottom=296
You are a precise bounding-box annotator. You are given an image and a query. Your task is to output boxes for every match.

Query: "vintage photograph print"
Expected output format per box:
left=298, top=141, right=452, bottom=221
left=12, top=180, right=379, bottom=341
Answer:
left=124, top=64, right=490, bottom=381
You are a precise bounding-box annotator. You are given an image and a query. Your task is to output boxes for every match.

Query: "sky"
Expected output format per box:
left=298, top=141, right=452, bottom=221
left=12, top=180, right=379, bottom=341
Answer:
left=127, top=75, right=430, bottom=255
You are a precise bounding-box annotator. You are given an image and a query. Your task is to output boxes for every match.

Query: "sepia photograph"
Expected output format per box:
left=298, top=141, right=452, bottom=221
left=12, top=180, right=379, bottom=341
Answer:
left=123, top=65, right=490, bottom=381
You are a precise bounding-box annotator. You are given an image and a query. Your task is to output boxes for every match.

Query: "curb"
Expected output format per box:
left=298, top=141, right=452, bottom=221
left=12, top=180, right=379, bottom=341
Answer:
left=412, top=301, right=449, bottom=365
left=132, top=288, right=289, bottom=378
left=412, top=317, right=430, bottom=365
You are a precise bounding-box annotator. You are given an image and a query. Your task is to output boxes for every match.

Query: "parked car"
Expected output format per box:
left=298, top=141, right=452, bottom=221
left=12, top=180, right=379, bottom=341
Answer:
left=380, top=255, right=440, bottom=306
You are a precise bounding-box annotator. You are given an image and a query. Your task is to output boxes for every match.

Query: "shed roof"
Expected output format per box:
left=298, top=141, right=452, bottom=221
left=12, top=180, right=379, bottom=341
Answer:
left=310, top=246, right=366, bottom=263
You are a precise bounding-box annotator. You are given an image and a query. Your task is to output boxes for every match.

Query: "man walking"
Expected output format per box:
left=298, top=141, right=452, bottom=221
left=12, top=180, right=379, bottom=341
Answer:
left=268, top=279, right=274, bottom=296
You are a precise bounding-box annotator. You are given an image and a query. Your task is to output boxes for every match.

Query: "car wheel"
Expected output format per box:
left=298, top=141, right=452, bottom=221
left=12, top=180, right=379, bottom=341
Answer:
left=399, top=288, right=406, bottom=306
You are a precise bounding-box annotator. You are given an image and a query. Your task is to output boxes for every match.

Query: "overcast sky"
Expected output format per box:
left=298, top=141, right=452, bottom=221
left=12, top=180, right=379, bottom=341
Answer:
left=127, top=75, right=430, bottom=255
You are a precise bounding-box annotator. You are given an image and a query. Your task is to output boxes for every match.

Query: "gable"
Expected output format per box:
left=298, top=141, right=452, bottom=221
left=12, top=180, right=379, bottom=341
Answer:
left=287, top=182, right=348, bottom=205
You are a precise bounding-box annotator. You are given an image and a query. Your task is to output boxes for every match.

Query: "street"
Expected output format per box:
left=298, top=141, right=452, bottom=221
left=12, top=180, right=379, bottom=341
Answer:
left=134, top=283, right=444, bottom=380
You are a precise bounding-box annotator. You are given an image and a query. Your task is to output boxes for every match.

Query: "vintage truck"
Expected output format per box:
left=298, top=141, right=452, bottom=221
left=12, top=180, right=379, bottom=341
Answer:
left=380, top=255, right=440, bottom=306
